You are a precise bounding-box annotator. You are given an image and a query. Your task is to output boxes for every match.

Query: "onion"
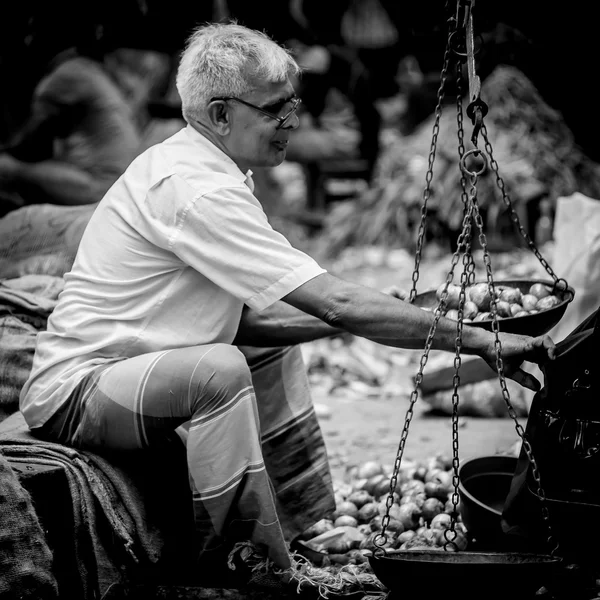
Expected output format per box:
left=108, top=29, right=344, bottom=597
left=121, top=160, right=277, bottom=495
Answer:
left=332, top=501, right=359, bottom=520
left=387, top=503, right=405, bottom=523
left=529, top=283, right=551, bottom=299
left=467, top=283, right=492, bottom=311
left=536, top=295, right=561, bottom=310
left=395, top=530, right=416, bottom=546
left=357, top=502, right=379, bottom=523
left=473, top=311, right=493, bottom=321
left=362, top=473, right=387, bottom=495
left=463, top=301, right=479, bottom=320
left=413, top=465, right=428, bottom=482
left=333, top=482, right=354, bottom=499
left=347, top=490, right=375, bottom=509
left=396, top=502, right=422, bottom=530
left=445, top=284, right=461, bottom=309
left=400, top=492, right=426, bottom=509
left=424, top=468, right=444, bottom=484
left=521, top=294, right=539, bottom=311
left=373, top=477, right=395, bottom=500
left=424, top=482, right=448, bottom=500
left=509, top=303, right=524, bottom=317
left=334, top=515, right=358, bottom=528
left=499, top=287, right=523, bottom=305
left=430, top=513, right=453, bottom=530
left=436, top=283, right=461, bottom=309
left=299, top=518, right=335, bottom=540
left=359, top=531, right=391, bottom=550
left=369, top=515, right=384, bottom=531
left=357, top=460, right=384, bottom=480
left=386, top=518, right=405, bottom=534
left=421, top=497, right=444, bottom=522
left=402, top=479, right=426, bottom=495
left=495, top=300, right=512, bottom=318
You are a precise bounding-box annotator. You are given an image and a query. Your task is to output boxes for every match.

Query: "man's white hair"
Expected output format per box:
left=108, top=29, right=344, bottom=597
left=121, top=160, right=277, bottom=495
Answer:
left=176, top=22, right=301, bottom=123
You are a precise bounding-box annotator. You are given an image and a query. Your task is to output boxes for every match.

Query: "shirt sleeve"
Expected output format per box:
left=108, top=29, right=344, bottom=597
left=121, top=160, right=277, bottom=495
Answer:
left=168, top=183, right=327, bottom=312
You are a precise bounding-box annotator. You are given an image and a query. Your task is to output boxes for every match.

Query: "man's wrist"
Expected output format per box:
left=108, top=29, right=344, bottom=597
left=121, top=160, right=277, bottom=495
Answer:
left=461, top=326, right=494, bottom=359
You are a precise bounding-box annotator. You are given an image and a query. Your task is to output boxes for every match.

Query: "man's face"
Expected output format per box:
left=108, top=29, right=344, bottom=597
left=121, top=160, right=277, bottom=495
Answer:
left=223, top=77, right=300, bottom=170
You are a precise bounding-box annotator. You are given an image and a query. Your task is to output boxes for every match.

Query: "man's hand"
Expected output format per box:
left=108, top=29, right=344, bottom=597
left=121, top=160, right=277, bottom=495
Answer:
left=381, top=286, right=409, bottom=301
left=480, top=332, right=556, bottom=392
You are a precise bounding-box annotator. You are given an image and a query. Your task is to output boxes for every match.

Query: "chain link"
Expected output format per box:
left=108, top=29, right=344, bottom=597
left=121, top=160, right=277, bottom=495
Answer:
left=480, top=125, right=571, bottom=297
left=469, top=187, right=560, bottom=555
left=455, top=59, right=477, bottom=286
left=444, top=208, right=475, bottom=551
left=374, top=195, right=476, bottom=555
left=408, top=31, right=456, bottom=304
left=380, top=0, right=561, bottom=557
left=443, top=68, right=479, bottom=550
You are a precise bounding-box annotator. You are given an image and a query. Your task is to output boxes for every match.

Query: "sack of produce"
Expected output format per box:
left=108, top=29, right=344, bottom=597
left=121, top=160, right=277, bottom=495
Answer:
left=423, top=377, right=531, bottom=418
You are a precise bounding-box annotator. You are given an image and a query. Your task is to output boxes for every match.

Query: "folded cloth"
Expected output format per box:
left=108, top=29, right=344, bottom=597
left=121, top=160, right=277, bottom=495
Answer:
left=0, top=275, right=64, bottom=419
left=0, top=412, right=167, bottom=600
left=0, top=203, right=94, bottom=279
left=0, top=448, right=59, bottom=600
left=0, top=274, right=64, bottom=319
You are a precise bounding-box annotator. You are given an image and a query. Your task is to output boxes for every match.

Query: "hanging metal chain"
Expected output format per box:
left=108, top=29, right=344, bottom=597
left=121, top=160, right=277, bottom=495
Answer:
left=443, top=69, right=481, bottom=551
left=455, top=56, right=477, bottom=285
left=373, top=192, right=477, bottom=556
left=480, top=125, right=571, bottom=298
left=465, top=181, right=560, bottom=556
left=443, top=197, right=475, bottom=552
left=408, top=30, right=455, bottom=304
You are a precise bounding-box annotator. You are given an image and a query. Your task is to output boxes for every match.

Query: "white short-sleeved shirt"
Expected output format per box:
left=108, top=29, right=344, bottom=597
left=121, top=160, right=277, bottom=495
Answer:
left=19, top=125, right=326, bottom=428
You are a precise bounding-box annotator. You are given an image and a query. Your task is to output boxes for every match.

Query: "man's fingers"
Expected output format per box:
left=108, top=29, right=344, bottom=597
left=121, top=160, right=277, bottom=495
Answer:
left=509, top=368, right=541, bottom=392
left=532, top=334, right=556, bottom=361
left=382, top=286, right=409, bottom=301
left=543, top=335, right=557, bottom=360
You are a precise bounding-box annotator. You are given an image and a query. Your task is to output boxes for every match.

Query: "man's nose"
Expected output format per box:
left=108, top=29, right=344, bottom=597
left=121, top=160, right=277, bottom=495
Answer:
left=281, top=111, right=300, bottom=131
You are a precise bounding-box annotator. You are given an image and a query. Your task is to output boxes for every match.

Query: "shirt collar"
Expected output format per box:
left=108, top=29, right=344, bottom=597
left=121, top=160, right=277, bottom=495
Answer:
left=184, top=124, right=255, bottom=192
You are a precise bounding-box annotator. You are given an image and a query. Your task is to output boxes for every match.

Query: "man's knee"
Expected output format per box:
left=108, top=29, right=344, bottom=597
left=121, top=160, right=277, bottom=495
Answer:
left=199, top=343, right=253, bottom=398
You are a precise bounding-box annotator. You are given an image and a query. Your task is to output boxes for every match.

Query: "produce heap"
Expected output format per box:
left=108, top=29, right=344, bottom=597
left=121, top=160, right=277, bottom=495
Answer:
left=298, top=455, right=467, bottom=559
left=278, top=454, right=473, bottom=598
left=315, top=65, right=600, bottom=258
left=430, top=281, right=562, bottom=322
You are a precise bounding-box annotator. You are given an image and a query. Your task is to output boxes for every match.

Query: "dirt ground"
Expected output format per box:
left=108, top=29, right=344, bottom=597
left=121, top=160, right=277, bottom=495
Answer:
left=313, top=382, right=522, bottom=483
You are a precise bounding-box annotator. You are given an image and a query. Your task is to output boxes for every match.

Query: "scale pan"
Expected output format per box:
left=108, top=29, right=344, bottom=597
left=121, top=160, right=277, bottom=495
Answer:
left=369, top=550, right=561, bottom=599
left=413, top=279, right=574, bottom=337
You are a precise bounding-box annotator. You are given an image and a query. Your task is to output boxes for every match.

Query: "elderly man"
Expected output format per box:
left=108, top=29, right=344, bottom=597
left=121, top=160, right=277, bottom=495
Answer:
left=20, top=23, right=555, bottom=580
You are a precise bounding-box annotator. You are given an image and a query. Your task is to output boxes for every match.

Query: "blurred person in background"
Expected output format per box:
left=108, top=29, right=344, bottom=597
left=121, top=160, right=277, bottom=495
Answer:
left=0, top=37, right=170, bottom=217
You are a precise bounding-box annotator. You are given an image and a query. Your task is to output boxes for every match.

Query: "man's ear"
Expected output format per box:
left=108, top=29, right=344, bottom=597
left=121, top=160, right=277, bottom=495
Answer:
left=206, top=101, right=231, bottom=135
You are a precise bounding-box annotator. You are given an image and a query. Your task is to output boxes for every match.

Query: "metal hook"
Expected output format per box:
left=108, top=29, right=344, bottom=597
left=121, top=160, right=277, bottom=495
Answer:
left=466, top=99, right=488, bottom=146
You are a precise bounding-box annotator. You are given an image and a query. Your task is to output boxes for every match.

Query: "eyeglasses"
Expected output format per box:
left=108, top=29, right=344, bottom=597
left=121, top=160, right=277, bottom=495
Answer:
left=210, top=96, right=302, bottom=129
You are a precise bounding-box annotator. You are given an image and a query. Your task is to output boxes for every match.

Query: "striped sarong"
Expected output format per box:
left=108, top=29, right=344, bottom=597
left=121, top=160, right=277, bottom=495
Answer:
left=34, top=343, right=334, bottom=571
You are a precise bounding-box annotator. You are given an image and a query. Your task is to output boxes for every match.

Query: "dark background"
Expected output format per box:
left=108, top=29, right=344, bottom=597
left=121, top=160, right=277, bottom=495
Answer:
left=1, top=0, right=597, bottom=161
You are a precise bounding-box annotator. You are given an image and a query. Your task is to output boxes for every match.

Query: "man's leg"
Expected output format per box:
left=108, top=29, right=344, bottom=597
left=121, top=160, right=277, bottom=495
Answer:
left=239, top=345, right=335, bottom=540
left=45, top=343, right=293, bottom=570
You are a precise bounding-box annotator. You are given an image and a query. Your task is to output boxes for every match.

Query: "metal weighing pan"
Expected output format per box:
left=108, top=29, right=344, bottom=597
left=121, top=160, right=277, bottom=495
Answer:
left=413, top=279, right=574, bottom=337
left=369, top=549, right=562, bottom=600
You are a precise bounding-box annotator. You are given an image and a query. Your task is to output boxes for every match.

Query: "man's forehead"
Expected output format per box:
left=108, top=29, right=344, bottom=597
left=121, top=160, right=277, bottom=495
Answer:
left=246, top=78, right=294, bottom=100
